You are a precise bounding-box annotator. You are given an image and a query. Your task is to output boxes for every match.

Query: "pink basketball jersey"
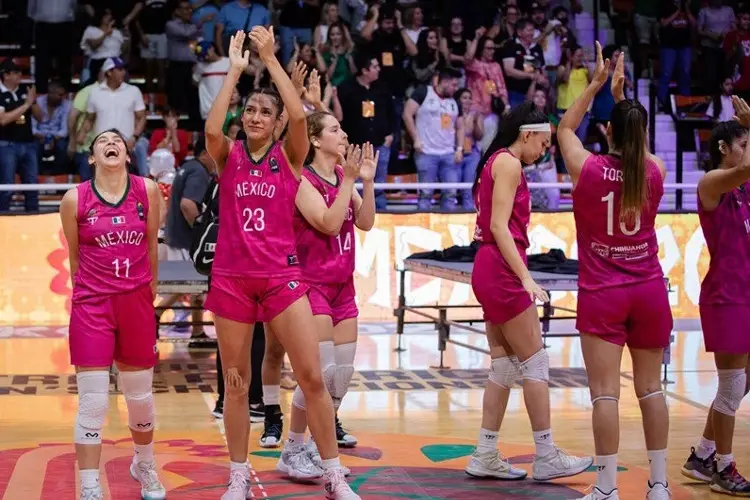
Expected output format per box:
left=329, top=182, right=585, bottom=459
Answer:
left=572, top=153, right=664, bottom=291
left=212, top=140, right=301, bottom=278
left=73, top=175, right=151, bottom=302
left=698, top=183, right=750, bottom=305
left=473, top=149, right=531, bottom=250
left=294, top=165, right=355, bottom=284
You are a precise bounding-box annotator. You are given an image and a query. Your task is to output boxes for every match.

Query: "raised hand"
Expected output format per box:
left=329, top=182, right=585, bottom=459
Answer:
left=290, top=60, right=308, bottom=97
left=339, top=144, right=362, bottom=180
left=590, top=41, right=611, bottom=89
left=303, top=69, right=322, bottom=107
left=228, top=30, right=250, bottom=72
left=359, top=142, right=379, bottom=182
left=248, top=26, right=276, bottom=63
left=611, top=50, right=626, bottom=103
left=732, top=95, right=750, bottom=128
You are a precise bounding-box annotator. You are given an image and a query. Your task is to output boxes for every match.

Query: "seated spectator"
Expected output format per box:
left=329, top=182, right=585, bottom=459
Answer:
left=0, top=59, right=41, bottom=213
left=193, top=40, right=230, bottom=122
left=31, top=80, right=72, bottom=175
left=226, top=117, right=242, bottom=140
left=286, top=39, right=318, bottom=77
left=455, top=87, right=483, bottom=210
left=411, top=28, right=447, bottom=87
left=80, top=9, right=125, bottom=84
left=527, top=88, right=560, bottom=209
left=316, top=22, right=355, bottom=87
left=223, top=88, right=242, bottom=134
left=148, top=107, right=193, bottom=166
left=707, top=77, right=736, bottom=122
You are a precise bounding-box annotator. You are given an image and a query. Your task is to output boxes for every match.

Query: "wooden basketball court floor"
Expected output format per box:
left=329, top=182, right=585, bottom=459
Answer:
left=0, top=320, right=746, bottom=499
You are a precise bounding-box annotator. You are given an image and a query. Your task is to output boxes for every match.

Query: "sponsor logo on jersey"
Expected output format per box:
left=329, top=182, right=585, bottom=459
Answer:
left=287, top=280, right=300, bottom=290
left=136, top=202, right=145, bottom=220
left=287, top=254, right=299, bottom=266
left=112, top=216, right=126, bottom=225
left=269, top=157, right=280, bottom=173
left=87, top=208, right=98, bottom=225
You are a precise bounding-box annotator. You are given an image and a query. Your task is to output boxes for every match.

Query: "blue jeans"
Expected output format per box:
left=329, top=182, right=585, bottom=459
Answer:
left=374, top=144, right=390, bottom=210
left=279, top=26, right=312, bottom=67
left=658, top=47, right=692, bottom=105
left=459, top=149, right=481, bottom=210
left=0, top=140, right=39, bottom=212
left=415, top=152, right=459, bottom=211
left=387, top=97, right=405, bottom=174
left=75, top=151, right=93, bottom=181
left=133, top=136, right=150, bottom=177
left=37, top=136, right=69, bottom=175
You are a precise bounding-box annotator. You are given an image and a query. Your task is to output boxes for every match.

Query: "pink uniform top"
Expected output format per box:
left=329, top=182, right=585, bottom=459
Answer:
left=473, top=149, right=531, bottom=250
left=294, top=165, right=355, bottom=284
left=698, top=183, right=750, bottom=305
left=572, top=153, right=664, bottom=291
left=73, top=174, right=151, bottom=302
left=212, top=140, right=301, bottom=278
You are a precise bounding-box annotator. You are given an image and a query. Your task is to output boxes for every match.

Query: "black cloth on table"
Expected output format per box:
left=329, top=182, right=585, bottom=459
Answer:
left=406, top=245, right=578, bottom=275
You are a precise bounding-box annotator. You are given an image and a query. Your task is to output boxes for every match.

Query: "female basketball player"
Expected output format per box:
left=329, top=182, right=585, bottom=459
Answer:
left=203, top=28, right=359, bottom=499
left=60, top=129, right=166, bottom=500
left=680, top=97, right=750, bottom=496
left=558, top=44, right=672, bottom=500
left=466, top=102, right=593, bottom=482
left=275, top=113, right=377, bottom=479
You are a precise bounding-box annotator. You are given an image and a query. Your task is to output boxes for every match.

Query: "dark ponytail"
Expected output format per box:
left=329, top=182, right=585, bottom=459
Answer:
left=472, top=101, right=548, bottom=195
left=610, top=100, right=647, bottom=215
left=707, top=120, right=748, bottom=172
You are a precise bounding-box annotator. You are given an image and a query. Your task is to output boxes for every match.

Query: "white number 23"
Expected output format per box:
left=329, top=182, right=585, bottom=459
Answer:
left=242, top=208, right=266, bottom=232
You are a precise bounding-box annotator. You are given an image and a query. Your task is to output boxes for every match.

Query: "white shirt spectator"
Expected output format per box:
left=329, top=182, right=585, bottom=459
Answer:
left=87, top=82, right=146, bottom=139
left=80, top=26, right=125, bottom=59
left=193, top=57, right=231, bottom=119
left=707, top=95, right=735, bottom=122
left=536, top=19, right=563, bottom=68
left=412, top=84, right=459, bottom=156
left=27, top=0, right=76, bottom=23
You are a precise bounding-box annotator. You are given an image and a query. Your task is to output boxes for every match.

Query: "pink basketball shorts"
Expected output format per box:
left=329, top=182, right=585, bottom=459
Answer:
left=471, top=243, right=533, bottom=325
left=577, top=277, right=673, bottom=349
left=69, top=285, right=158, bottom=368
left=700, top=304, right=750, bottom=353
left=204, top=274, right=309, bottom=324
left=307, top=279, right=358, bottom=326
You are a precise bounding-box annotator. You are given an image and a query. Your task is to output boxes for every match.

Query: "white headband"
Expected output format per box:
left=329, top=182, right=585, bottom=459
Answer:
left=519, top=123, right=551, bottom=132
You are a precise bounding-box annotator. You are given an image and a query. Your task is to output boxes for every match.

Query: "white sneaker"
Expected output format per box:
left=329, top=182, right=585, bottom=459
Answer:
left=277, top=443, right=325, bottom=480
left=323, top=467, right=360, bottom=499
left=532, top=447, right=593, bottom=481
left=465, top=450, right=528, bottom=480
left=129, top=460, right=167, bottom=500
left=221, top=469, right=253, bottom=499
left=306, top=440, right=351, bottom=477
left=577, top=486, right=619, bottom=499
left=646, top=482, right=672, bottom=499
left=80, top=486, right=103, bottom=500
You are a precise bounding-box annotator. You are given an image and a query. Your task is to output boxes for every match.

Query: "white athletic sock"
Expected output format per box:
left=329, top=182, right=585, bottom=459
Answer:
left=595, top=454, right=618, bottom=494
left=263, top=385, right=280, bottom=406
left=134, top=442, right=154, bottom=464
left=79, top=469, right=99, bottom=489
left=476, top=428, right=498, bottom=454
left=321, top=457, right=341, bottom=470
left=287, top=431, right=306, bottom=447
left=717, top=453, right=734, bottom=472
left=532, top=429, right=555, bottom=457
left=230, top=460, right=249, bottom=474
left=696, top=436, right=716, bottom=459
left=647, top=449, right=668, bottom=486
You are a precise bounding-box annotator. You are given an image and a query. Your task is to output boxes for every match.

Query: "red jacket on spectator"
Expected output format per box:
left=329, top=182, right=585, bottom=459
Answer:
left=148, top=128, right=192, bottom=166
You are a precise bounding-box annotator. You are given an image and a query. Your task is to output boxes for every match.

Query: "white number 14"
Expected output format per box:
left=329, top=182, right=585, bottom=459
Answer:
left=336, top=232, right=352, bottom=255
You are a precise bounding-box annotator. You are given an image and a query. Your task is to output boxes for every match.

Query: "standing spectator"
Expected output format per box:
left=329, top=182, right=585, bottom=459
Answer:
left=0, top=60, right=41, bottom=213
left=634, top=0, right=660, bottom=77
left=402, top=5, right=426, bottom=44
left=464, top=32, right=509, bottom=152
left=556, top=45, right=591, bottom=143
left=148, top=107, right=193, bottom=166
left=79, top=57, right=148, bottom=175
left=32, top=80, right=71, bottom=175
left=440, top=16, right=469, bottom=74
left=455, top=87, right=483, bottom=210
left=402, top=69, right=463, bottom=211
left=724, top=9, right=750, bottom=99
left=276, top=0, right=321, bottom=66
left=214, top=0, right=270, bottom=56
left=191, top=0, right=220, bottom=42
left=488, top=4, right=520, bottom=51
left=698, top=0, right=735, bottom=93
left=314, top=1, right=346, bottom=49
left=166, top=0, right=201, bottom=127
left=193, top=40, right=230, bottom=121
left=135, top=0, right=171, bottom=92
left=526, top=88, right=560, bottom=210
left=532, top=4, right=566, bottom=87
left=657, top=0, right=695, bottom=108
left=411, top=28, right=447, bottom=86
left=332, top=53, right=392, bottom=210
left=316, top=22, right=356, bottom=86
left=80, top=10, right=126, bottom=85
left=337, top=0, right=368, bottom=32
left=27, top=0, right=75, bottom=94
left=67, top=70, right=105, bottom=181
left=501, top=18, right=547, bottom=108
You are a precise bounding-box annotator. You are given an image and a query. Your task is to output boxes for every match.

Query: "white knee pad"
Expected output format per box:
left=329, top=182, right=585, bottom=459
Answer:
left=291, top=385, right=306, bottom=411
left=320, top=341, right=337, bottom=395
left=118, top=369, right=155, bottom=433
left=519, top=349, right=550, bottom=383
left=488, top=356, right=520, bottom=389
left=714, top=368, right=746, bottom=416
left=331, top=365, right=355, bottom=410
left=74, top=371, right=111, bottom=445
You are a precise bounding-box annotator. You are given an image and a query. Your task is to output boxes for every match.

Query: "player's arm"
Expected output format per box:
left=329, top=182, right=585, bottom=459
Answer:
left=296, top=176, right=355, bottom=236
left=250, top=26, right=308, bottom=180
left=144, top=178, right=161, bottom=295
left=206, top=31, right=247, bottom=175
left=353, top=142, right=377, bottom=231
left=489, top=156, right=532, bottom=283
left=700, top=95, right=750, bottom=210
left=60, top=188, right=80, bottom=277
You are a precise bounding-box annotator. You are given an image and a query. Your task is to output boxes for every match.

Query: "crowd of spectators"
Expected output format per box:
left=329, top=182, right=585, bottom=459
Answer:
left=1, top=0, right=750, bottom=214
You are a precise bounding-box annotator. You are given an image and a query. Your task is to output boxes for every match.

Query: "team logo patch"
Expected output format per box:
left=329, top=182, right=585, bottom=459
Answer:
left=287, top=280, right=300, bottom=290
left=136, top=202, right=145, bottom=220
left=111, top=216, right=126, bottom=225
left=87, top=209, right=98, bottom=225
left=287, top=254, right=299, bottom=266
left=269, top=157, right=280, bottom=173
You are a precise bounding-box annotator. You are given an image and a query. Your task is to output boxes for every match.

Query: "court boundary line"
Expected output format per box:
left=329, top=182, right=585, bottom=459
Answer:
left=201, top=393, right=269, bottom=498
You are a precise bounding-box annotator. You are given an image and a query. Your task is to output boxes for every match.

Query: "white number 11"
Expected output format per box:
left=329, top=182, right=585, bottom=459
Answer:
left=112, top=258, right=131, bottom=278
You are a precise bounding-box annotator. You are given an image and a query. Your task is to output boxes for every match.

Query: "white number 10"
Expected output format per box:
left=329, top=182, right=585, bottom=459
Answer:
left=601, top=191, right=641, bottom=236
left=112, top=258, right=130, bottom=278
left=336, top=232, right=352, bottom=255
